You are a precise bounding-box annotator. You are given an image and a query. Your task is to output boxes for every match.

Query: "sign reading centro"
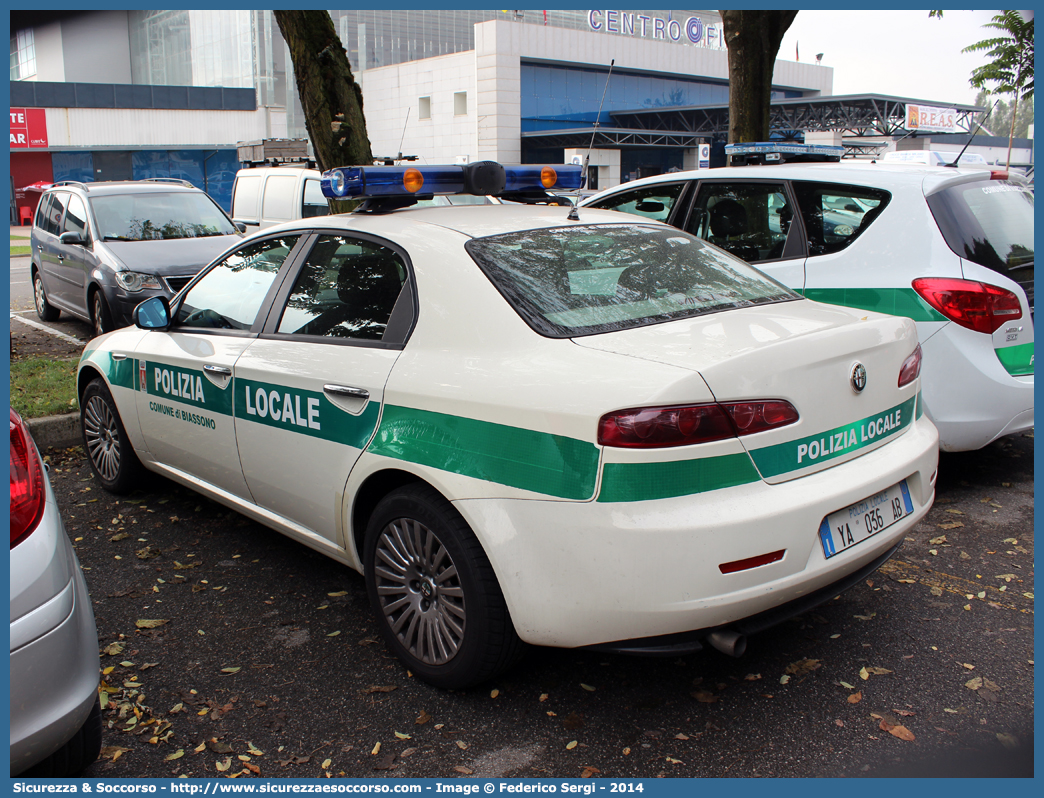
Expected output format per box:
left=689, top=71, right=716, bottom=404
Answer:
left=588, top=10, right=724, bottom=49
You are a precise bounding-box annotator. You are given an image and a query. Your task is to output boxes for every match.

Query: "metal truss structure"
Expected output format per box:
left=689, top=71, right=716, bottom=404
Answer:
left=523, top=94, right=985, bottom=150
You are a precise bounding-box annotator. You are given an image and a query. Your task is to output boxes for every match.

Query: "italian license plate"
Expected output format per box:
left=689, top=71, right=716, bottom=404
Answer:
left=819, top=480, right=913, bottom=558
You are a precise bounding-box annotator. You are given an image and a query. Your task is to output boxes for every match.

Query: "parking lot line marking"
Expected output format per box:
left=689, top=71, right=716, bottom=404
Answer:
left=10, top=311, right=87, bottom=346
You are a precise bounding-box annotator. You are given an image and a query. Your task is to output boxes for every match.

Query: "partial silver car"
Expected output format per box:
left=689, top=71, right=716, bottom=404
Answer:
left=10, top=409, right=101, bottom=776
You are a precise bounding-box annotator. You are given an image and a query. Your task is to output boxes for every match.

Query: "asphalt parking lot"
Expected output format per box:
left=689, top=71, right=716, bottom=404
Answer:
left=38, top=428, right=1032, bottom=780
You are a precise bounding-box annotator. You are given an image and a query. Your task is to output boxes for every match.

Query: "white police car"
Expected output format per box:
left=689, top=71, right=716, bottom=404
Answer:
left=581, top=143, right=1034, bottom=452
left=77, top=161, right=938, bottom=688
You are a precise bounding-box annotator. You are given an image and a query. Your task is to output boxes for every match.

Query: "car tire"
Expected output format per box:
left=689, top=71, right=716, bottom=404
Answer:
left=91, top=290, right=113, bottom=337
left=21, top=695, right=102, bottom=777
left=81, top=378, right=144, bottom=494
left=33, top=270, right=60, bottom=322
left=363, top=483, right=524, bottom=689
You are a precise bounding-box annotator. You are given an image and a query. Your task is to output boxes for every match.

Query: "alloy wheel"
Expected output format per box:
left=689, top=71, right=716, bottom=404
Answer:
left=82, top=394, right=122, bottom=482
left=372, top=518, right=466, bottom=665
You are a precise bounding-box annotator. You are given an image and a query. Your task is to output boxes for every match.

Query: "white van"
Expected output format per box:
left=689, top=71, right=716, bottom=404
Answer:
left=882, top=150, right=989, bottom=167
left=231, top=165, right=329, bottom=233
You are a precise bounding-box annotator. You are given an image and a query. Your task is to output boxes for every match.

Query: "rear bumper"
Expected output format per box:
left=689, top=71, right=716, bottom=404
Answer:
left=455, top=414, right=938, bottom=649
left=920, top=324, right=1034, bottom=451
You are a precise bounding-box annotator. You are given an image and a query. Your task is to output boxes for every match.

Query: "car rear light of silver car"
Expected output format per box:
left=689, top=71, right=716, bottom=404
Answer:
left=10, top=409, right=46, bottom=548
left=897, top=344, right=923, bottom=388
left=912, top=278, right=1022, bottom=334
left=598, top=400, right=799, bottom=448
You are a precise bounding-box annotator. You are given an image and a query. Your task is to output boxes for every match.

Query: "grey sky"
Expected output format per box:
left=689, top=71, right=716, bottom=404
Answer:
left=778, top=9, right=1006, bottom=107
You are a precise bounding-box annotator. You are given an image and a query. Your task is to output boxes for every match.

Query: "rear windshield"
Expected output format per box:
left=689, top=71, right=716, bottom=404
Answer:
left=927, top=179, right=1034, bottom=278
left=465, top=224, right=798, bottom=337
left=91, top=191, right=238, bottom=241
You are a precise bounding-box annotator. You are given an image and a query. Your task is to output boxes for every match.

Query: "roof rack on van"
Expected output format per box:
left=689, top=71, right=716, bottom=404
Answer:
left=725, top=142, right=844, bottom=166
left=52, top=180, right=91, bottom=190
left=142, top=178, right=196, bottom=188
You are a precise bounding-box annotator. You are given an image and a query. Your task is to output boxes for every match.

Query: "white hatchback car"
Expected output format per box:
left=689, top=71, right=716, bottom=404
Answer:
left=77, top=162, right=938, bottom=688
left=581, top=149, right=1034, bottom=452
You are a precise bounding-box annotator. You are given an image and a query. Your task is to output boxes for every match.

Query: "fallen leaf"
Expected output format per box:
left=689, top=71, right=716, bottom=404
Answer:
left=165, top=749, right=184, bottom=761
left=326, top=631, right=341, bottom=637
left=394, top=732, right=410, bottom=740
left=674, top=733, right=690, bottom=740
left=880, top=720, right=915, bottom=741
left=216, top=758, right=231, bottom=772
left=666, top=757, right=683, bottom=764
left=780, top=675, right=791, bottom=685
left=456, top=740, right=468, bottom=750
left=321, top=758, right=332, bottom=770
left=580, top=766, right=600, bottom=778
left=135, top=619, right=168, bottom=629
left=363, top=685, right=397, bottom=694
left=785, top=658, right=822, bottom=676
left=847, top=692, right=862, bottom=704
left=996, top=733, right=1019, bottom=750
left=221, top=667, right=241, bottom=674
left=691, top=691, right=717, bottom=703
left=744, top=673, right=762, bottom=681
left=370, top=742, right=381, bottom=756
left=864, top=666, right=893, bottom=676
left=328, top=591, right=349, bottom=597
left=938, top=521, right=964, bottom=530
left=580, top=683, right=596, bottom=692
left=415, top=710, right=432, bottom=725
left=490, top=689, right=500, bottom=699
left=454, top=766, right=474, bottom=775
left=539, top=694, right=549, bottom=702
left=623, top=748, right=631, bottom=756
left=965, top=676, right=984, bottom=690
left=566, top=740, right=578, bottom=750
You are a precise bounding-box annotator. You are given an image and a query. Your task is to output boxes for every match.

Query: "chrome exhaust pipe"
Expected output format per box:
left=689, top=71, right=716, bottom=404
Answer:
left=706, top=629, right=747, bottom=658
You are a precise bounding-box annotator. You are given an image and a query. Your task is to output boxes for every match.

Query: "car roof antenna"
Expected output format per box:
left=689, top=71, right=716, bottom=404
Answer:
left=569, top=58, right=614, bottom=221
left=947, top=98, right=998, bottom=168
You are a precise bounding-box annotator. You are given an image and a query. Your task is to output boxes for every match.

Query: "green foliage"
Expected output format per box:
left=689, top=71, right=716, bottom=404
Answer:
left=963, top=11, right=1033, bottom=101
left=9, top=357, right=79, bottom=418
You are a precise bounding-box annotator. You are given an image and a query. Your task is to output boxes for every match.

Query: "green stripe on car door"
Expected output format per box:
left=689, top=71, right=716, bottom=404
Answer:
left=79, top=349, right=136, bottom=390
left=800, top=287, right=947, bottom=322
left=367, top=405, right=600, bottom=500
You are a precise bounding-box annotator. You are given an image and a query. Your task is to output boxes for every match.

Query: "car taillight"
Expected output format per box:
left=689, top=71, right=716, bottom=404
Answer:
left=898, top=344, right=923, bottom=388
left=598, top=400, right=799, bottom=448
left=10, top=409, right=46, bottom=548
left=912, top=277, right=1022, bottom=334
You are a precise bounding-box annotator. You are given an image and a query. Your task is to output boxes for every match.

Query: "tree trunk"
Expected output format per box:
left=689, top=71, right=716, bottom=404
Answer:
left=274, top=10, right=372, bottom=213
left=720, top=11, right=798, bottom=147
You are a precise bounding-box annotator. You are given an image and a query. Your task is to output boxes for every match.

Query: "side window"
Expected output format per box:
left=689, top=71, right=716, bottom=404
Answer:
left=62, top=195, right=90, bottom=242
left=686, top=182, right=791, bottom=263
left=176, top=236, right=300, bottom=330
left=45, top=192, right=68, bottom=236
left=302, top=178, right=330, bottom=219
left=34, top=194, right=54, bottom=232
left=276, top=234, right=407, bottom=341
left=791, top=182, right=891, bottom=257
left=587, top=183, right=686, bottom=223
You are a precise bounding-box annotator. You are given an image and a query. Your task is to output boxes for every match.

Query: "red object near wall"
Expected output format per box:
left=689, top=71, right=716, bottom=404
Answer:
left=10, top=151, right=54, bottom=225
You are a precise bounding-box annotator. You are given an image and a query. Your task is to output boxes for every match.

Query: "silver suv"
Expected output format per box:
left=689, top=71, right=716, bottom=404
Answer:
left=30, top=179, right=242, bottom=337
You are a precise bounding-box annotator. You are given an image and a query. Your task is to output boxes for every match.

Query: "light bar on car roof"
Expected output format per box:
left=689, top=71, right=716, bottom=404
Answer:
left=320, top=161, right=583, bottom=200
left=725, top=142, right=844, bottom=165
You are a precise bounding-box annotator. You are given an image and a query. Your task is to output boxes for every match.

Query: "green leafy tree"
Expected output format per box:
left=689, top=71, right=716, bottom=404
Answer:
left=963, top=11, right=1034, bottom=168
left=719, top=11, right=799, bottom=147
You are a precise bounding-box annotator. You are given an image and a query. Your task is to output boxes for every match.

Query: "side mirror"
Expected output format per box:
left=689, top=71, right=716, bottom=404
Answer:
left=134, top=296, right=171, bottom=330
left=235, top=222, right=247, bottom=233
left=59, top=231, right=86, bottom=246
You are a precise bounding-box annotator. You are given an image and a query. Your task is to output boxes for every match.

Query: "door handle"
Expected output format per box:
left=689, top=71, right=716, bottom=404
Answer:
left=203, top=364, right=232, bottom=376
left=323, top=384, right=369, bottom=401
